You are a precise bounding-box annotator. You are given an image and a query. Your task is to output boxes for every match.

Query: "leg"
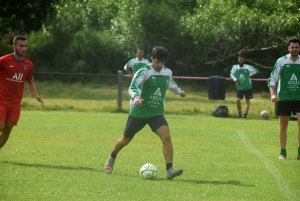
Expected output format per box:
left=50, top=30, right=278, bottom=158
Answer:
left=105, top=136, right=132, bottom=174
left=156, top=125, right=173, bottom=164
left=245, top=99, right=250, bottom=113
left=237, top=98, right=242, bottom=115
left=278, top=115, right=289, bottom=159
left=0, top=121, right=15, bottom=148
left=156, top=125, right=183, bottom=180
left=297, top=113, right=300, bottom=147
left=111, top=136, right=132, bottom=155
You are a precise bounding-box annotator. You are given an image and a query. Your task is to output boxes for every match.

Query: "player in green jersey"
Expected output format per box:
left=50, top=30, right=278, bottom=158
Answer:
left=230, top=55, right=259, bottom=118
left=268, top=38, right=300, bottom=160
left=106, top=46, right=186, bottom=179
left=124, top=48, right=150, bottom=78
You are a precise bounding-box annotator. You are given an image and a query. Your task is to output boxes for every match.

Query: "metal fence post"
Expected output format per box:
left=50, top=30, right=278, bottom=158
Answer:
left=117, top=70, right=123, bottom=111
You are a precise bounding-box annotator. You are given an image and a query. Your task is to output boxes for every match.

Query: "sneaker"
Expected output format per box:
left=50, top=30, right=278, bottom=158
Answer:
left=297, top=153, right=300, bottom=160
left=278, top=154, right=286, bottom=160
left=166, top=167, right=183, bottom=180
left=105, top=156, right=115, bottom=174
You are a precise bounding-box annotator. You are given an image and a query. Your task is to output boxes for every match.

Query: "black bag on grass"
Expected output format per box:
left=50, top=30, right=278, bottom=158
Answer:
left=212, top=105, right=228, bottom=117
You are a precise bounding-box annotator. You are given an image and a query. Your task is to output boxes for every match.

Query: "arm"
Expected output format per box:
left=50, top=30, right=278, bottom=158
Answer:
left=128, top=69, right=147, bottom=105
left=124, top=60, right=134, bottom=78
left=230, top=66, right=238, bottom=82
left=168, top=71, right=186, bottom=97
left=26, top=81, right=45, bottom=107
left=248, top=65, right=259, bottom=76
left=269, top=86, right=277, bottom=102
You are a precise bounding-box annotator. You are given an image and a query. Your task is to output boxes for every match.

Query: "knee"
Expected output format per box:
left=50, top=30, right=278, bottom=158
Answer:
left=161, top=133, right=172, bottom=143
left=118, top=137, right=132, bottom=146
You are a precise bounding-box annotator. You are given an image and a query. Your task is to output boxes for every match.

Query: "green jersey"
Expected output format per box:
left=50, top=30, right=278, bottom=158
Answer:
left=128, top=64, right=181, bottom=118
left=268, top=55, right=300, bottom=101
left=230, top=64, right=259, bottom=90
left=124, top=58, right=150, bottom=74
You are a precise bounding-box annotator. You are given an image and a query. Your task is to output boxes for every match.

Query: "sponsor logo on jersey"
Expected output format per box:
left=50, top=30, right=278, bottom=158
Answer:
left=6, top=73, right=24, bottom=83
left=10, top=65, right=14, bottom=68
left=288, top=74, right=300, bottom=85
left=150, top=88, right=162, bottom=101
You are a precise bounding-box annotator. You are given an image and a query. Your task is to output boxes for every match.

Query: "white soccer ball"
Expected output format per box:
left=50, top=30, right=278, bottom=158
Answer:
left=139, top=163, right=157, bottom=179
left=260, top=110, right=269, bottom=119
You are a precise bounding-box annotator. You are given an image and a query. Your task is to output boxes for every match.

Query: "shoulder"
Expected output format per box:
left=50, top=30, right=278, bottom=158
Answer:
left=0, top=53, right=13, bottom=61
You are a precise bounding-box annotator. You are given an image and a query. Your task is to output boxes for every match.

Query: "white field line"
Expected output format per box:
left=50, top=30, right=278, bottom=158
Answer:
left=238, top=130, right=297, bottom=201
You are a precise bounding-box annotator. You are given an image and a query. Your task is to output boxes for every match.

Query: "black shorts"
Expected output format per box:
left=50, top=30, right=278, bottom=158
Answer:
left=277, top=101, right=300, bottom=116
left=123, top=115, right=168, bottom=138
left=237, top=89, right=253, bottom=99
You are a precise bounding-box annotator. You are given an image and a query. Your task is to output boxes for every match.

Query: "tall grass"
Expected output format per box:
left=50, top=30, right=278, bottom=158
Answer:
left=22, top=81, right=275, bottom=118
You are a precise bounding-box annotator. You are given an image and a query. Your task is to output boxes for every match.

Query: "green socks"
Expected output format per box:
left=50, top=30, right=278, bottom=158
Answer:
left=280, top=148, right=286, bottom=155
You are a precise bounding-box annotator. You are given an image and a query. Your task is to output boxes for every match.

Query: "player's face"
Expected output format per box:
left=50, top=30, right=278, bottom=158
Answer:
left=288, top=42, right=300, bottom=57
left=137, top=50, right=144, bottom=60
left=13, top=40, right=28, bottom=59
left=151, top=58, right=165, bottom=72
left=238, top=57, right=245, bottom=67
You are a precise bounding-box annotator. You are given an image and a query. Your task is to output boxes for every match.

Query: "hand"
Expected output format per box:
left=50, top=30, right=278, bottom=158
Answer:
left=36, top=96, right=45, bottom=107
left=270, top=95, right=278, bottom=103
left=134, top=97, right=144, bottom=105
left=233, top=78, right=238, bottom=83
left=179, top=91, right=186, bottom=97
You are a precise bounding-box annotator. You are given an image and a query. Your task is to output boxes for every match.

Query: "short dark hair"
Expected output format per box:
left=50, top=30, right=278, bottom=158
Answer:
left=288, top=38, right=300, bottom=46
left=238, top=55, right=245, bottom=59
left=13, top=35, right=27, bottom=45
left=151, top=46, right=169, bottom=61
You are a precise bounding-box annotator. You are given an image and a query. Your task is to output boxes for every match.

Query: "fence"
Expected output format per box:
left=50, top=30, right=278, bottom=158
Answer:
left=35, top=71, right=269, bottom=111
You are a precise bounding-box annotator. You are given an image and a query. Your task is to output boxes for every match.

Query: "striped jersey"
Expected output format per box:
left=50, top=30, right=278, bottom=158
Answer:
left=230, top=64, right=259, bottom=90
left=124, top=58, right=150, bottom=74
left=128, top=64, right=181, bottom=118
left=268, top=55, right=300, bottom=101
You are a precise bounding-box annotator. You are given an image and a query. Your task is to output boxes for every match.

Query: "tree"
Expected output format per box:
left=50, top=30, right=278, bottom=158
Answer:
left=0, top=0, right=58, bottom=36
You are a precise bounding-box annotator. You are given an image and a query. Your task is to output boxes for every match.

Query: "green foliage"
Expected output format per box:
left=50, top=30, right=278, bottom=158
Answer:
left=0, top=0, right=58, bottom=35
left=2, top=0, right=300, bottom=78
left=27, top=30, right=126, bottom=76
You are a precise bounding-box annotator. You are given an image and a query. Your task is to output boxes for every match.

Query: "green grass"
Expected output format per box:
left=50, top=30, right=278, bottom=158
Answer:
left=1, top=111, right=299, bottom=201
left=21, top=81, right=276, bottom=118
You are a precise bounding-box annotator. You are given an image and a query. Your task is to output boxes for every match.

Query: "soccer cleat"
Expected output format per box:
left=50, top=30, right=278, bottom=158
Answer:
left=166, top=167, right=183, bottom=180
left=237, top=114, right=242, bottom=118
left=243, top=113, right=248, bottom=119
left=105, top=155, right=115, bottom=174
left=278, top=154, right=286, bottom=160
left=297, top=153, right=300, bottom=160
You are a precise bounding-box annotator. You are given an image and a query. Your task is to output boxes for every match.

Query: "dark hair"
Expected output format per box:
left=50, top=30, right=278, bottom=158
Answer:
left=238, top=55, right=245, bottom=59
left=288, top=38, right=300, bottom=46
left=13, top=35, right=27, bottom=45
left=151, top=46, right=169, bottom=61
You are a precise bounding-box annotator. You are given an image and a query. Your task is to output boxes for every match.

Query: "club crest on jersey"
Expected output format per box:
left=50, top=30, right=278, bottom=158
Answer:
left=23, top=66, right=28, bottom=71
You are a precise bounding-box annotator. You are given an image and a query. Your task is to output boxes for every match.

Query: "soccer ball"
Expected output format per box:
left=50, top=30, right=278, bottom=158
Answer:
left=260, top=111, right=269, bottom=119
left=139, top=163, right=157, bottom=179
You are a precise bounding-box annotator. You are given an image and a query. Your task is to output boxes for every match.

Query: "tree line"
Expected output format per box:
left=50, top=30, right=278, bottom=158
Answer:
left=1, top=0, right=300, bottom=80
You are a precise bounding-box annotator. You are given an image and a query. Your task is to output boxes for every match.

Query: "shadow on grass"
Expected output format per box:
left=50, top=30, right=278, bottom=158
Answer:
left=3, top=161, right=97, bottom=171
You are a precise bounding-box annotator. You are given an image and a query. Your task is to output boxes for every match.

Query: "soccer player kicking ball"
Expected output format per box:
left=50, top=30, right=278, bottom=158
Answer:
left=0, top=35, right=44, bottom=151
left=105, top=46, right=186, bottom=179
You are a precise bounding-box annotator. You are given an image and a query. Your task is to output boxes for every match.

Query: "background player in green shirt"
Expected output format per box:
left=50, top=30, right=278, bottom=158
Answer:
left=268, top=38, right=300, bottom=160
left=230, top=55, right=259, bottom=118
left=105, top=46, right=186, bottom=179
left=124, top=48, right=150, bottom=78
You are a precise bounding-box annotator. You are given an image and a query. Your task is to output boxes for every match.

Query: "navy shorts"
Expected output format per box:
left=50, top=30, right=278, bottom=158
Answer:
left=237, top=89, right=253, bottom=99
left=123, top=115, right=168, bottom=138
left=277, top=101, right=300, bottom=116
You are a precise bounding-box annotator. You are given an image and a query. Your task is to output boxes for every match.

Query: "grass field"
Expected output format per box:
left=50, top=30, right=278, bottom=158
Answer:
left=1, top=111, right=300, bottom=201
